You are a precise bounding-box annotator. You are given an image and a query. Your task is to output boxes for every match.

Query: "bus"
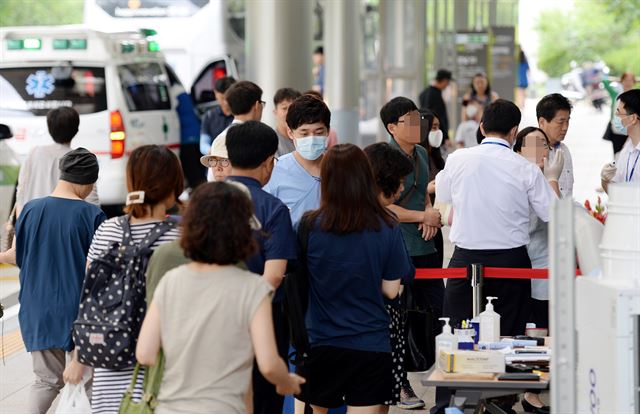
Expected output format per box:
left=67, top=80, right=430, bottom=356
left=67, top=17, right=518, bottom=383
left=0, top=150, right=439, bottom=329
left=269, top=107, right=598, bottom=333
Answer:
left=83, top=0, right=242, bottom=90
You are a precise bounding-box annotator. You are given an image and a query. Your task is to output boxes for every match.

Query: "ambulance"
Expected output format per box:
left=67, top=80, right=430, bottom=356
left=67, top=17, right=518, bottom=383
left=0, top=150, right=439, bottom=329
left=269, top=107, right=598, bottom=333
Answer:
left=0, top=26, right=235, bottom=212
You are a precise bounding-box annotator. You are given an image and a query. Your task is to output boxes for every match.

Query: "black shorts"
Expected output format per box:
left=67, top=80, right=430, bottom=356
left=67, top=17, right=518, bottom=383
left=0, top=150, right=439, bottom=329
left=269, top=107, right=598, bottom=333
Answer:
left=296, top=346, right=393, bottom=408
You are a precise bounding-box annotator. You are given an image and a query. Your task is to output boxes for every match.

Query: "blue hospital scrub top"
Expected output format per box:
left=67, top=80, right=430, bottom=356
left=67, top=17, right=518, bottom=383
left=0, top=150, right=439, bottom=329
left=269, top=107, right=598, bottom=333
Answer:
left=15, top=197, right=106, bottom=352
left=264, top=152, right=321, bottom=225
left=303, top=219, right=410, bottom=353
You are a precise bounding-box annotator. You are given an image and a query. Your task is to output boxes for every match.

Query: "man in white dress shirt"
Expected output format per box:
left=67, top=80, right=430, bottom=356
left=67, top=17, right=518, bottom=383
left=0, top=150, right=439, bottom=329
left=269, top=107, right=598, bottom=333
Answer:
left=601, top=89, right=640, bottom=191
left=537, top=93, right=574, bottom=198
left=435, top=99, right=560, bottom=336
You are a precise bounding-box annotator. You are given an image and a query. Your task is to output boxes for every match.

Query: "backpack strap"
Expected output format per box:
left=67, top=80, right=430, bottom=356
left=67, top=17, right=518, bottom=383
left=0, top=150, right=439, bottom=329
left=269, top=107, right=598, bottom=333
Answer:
left=138, top=218, right=177, bottom=251
left=118, top=215, right=133, bottom=246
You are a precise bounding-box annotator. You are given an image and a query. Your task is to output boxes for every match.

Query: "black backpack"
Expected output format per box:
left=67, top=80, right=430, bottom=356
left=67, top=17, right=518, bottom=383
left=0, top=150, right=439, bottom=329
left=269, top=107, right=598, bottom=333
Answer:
left=73, top=216, right=175, bottom=370
left=283, top=215, right=312, bottom=366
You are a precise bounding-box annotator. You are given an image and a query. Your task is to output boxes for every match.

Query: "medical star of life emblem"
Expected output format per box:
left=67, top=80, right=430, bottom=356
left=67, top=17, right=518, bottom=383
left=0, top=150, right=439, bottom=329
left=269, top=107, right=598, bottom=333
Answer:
left=25, top=70, right=55, bottom=99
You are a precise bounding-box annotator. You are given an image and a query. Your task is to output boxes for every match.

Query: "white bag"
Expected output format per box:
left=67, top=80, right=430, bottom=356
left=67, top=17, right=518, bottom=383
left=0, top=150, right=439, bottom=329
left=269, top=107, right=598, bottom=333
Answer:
left=55, top=380, right=91, bottom=414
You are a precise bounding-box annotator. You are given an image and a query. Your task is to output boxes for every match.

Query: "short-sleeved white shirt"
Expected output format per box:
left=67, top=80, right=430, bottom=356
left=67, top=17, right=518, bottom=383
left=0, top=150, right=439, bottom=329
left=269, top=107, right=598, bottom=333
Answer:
left=613, top=138, right=640, bottom=184
left=435, top=137, right=556, bottom=250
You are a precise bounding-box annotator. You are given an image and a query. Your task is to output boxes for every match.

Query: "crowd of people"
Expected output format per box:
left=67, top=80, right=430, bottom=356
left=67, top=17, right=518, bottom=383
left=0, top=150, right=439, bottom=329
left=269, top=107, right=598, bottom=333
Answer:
left=0, top=67, right=639, bottom=414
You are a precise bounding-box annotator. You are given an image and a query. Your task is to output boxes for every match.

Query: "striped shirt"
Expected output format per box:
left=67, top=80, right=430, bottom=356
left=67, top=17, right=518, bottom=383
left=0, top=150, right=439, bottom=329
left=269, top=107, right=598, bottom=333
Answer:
left=87, top=217, right=180, bottom=414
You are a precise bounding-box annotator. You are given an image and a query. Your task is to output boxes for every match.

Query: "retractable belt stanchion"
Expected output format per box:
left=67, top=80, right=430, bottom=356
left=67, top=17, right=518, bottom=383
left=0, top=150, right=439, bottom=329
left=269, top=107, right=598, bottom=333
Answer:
left=468, top=263, right=484, bottom=318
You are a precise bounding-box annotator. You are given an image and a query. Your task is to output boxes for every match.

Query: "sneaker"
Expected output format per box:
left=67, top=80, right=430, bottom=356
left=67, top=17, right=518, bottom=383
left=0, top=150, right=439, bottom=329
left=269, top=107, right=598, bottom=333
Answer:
left=397, top=385, right=425, bottom=410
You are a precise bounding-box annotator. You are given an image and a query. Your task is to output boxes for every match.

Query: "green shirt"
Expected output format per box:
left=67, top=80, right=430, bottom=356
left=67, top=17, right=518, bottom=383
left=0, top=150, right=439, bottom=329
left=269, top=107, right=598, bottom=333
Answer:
left=388, top=138, right=436, bottom=257
left=145, top=240, right=249, bottom=302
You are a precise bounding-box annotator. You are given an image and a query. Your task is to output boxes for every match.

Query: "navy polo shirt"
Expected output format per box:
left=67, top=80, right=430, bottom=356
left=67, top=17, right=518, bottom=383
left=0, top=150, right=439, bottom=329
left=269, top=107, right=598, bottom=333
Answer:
left=227, top=176, right=297, bottom=300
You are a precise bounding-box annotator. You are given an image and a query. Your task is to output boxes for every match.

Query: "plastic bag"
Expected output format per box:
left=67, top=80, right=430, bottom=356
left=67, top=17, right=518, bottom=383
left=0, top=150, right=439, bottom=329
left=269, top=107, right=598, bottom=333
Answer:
left=55, top=380, right=91, bottom=414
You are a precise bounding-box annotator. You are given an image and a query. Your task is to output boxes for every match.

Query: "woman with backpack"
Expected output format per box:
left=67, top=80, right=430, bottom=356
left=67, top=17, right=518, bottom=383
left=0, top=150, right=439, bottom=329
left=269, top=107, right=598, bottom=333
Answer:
left=135, top=181, right=304, bottom=413
left=64, top=145, right=184, bottom=413
left=295, top=144, right=410, bottom=414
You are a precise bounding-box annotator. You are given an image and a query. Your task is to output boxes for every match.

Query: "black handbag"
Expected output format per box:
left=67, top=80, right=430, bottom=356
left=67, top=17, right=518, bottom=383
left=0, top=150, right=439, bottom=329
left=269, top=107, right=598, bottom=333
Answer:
left=402, top=282, right=437, bottom=372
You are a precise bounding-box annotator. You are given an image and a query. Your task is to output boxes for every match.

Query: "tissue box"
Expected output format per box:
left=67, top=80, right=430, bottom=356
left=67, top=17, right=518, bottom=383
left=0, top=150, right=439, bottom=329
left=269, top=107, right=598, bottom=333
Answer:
left=439, top=350, right=505, bottom=374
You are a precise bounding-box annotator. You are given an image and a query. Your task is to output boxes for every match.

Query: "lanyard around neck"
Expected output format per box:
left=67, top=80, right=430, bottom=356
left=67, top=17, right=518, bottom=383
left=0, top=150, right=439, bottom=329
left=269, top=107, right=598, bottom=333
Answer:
left=626, top=150, right=640, bottom=182
left=481, top=141, right=510, bottom=149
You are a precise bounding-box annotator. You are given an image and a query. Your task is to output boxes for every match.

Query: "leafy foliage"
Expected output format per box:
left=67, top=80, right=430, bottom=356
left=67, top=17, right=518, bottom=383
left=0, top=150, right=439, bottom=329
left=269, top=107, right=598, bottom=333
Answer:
left=535, top=1, right=640, bottom=77
left=0, top=0, right=83, bottom=27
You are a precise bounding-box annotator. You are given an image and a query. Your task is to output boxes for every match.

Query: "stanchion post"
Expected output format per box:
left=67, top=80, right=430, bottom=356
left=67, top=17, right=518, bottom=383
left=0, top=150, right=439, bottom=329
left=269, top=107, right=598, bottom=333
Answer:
left=468, top=263, right=484, bottom=317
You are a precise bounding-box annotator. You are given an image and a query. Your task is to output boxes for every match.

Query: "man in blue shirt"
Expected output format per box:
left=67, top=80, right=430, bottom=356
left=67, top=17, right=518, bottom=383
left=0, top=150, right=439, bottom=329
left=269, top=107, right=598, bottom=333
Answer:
left=2, top=148, right=106, bottom=413
left=199, top=76, right=236, bottom=156
left=225, top=121, right=297, bottom=414
left=264, top=95, right=331, bottom=224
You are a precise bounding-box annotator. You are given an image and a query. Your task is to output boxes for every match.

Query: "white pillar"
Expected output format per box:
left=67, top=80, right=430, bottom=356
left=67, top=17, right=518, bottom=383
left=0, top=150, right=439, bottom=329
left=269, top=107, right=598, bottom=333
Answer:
left=245, top=0, right=313, bottom=128
left=324, top=0, right=361, bottom=146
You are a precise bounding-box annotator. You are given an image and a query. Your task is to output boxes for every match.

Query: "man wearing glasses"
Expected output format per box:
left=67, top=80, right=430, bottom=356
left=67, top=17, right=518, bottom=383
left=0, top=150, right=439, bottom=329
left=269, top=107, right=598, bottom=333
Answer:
left=601, top=89, right=640, bottom=191
left=537, top=93, right=574, bottom=198
left=379, top=97, right=442, bottom=410
left=205, top=80, right=266, bottom=182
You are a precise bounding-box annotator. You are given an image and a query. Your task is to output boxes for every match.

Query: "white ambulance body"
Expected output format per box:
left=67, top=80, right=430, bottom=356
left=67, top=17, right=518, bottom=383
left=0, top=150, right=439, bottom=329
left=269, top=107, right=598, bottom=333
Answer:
left=0, top=26, right=180, bottom=208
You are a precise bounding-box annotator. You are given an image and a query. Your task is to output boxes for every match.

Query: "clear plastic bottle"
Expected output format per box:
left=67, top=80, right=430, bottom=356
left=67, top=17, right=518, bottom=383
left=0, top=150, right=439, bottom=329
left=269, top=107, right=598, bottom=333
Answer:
left=479, top=296, right=501, bottom=343
left=435, top=317, right=458, bottom=369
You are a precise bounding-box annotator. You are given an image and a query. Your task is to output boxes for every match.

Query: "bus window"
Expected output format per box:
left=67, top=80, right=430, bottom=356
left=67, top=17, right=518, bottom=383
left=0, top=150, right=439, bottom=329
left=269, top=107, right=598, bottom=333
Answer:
left=0, top=66, right=107, bottom=116
left=118, top=62, right=171, bottom=112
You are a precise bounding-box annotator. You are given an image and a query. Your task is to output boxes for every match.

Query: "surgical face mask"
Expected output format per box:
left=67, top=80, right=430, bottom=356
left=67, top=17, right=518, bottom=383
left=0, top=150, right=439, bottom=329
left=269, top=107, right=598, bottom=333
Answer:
left=295, top=135, right=327, bottom=160
left=465, top=105, right=479, bottom=119
left=428, top=130, right=443, bottom=148
left=612, top=115, right=628, bottom=135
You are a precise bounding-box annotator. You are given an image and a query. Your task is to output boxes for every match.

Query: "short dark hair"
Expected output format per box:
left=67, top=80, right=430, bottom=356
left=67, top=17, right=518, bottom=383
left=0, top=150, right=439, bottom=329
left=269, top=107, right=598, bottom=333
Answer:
left=304, top=144, right=396, bottom=234
left=225, top=81, right=263, bottom=115
left=536, top=93, right=572, bottom=122
left=513, top=126, right=550, bottom=153
left=435, top=69, right=453, bottom=82
left=181, top=182, right=257, bottom=265
left=481, top=99, right=522, bottom=136
left=214, top=76, right=236, bottom=93
left=364, top=142, right=414, bottom=199
left=379, top=97, right=418, bottom=135
left=47, top=107, right=79, bottom=144
left=618, top=89, right=640, bottom=117
left=476, top=126, right=484, bottom=144
left=273, top=87, right=302, bottom=106
left=313, top=46, right=323, bottom=55
left=286, top=95, right=331, bottom=130
left=226, top=121, right=278, bottom=169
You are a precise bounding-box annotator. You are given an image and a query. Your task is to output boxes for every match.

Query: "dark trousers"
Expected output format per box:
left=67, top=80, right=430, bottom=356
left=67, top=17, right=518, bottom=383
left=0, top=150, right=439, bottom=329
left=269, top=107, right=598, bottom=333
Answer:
left=442, top=245, right=532, bottom=336
left=402, top=254, right=444, bottom=377
left=180, top=143, right=206, bottom=189
left=432, top=245, right=532, bottom=414
left=253, top=300, right=289, bottom=414
left=530, top=298, right=549, bottom=329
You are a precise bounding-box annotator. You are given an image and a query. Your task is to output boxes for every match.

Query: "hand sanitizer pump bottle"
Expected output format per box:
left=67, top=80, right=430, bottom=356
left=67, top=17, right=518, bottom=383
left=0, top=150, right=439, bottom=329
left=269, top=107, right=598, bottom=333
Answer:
left=479, top=296, right=501, bottom=343
left=435, top=317, right=457, bottom=369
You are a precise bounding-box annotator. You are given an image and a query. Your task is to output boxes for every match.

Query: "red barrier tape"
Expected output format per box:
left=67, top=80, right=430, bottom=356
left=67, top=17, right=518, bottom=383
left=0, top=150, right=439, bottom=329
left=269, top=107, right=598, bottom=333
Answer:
left=414, top=267, right=582, bottom=280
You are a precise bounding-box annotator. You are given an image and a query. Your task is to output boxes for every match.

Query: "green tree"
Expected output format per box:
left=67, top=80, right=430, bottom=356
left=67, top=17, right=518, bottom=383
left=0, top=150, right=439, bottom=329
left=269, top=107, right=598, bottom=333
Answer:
left=0, top=0, right=84, bottom=27
left=535, top=1, right=640, bottom=77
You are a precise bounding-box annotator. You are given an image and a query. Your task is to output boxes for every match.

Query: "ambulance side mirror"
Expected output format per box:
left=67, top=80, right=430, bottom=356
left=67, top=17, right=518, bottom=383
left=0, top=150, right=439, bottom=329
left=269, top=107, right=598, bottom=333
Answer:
left=0, top=124, right=13, bottom=140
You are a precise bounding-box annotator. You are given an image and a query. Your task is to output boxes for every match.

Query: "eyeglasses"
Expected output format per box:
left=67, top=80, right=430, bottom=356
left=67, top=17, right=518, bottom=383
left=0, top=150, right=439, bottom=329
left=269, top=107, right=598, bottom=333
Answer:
left=615, top=110, right=632, bottom=117
left=207, top=158, right=230, bottom=168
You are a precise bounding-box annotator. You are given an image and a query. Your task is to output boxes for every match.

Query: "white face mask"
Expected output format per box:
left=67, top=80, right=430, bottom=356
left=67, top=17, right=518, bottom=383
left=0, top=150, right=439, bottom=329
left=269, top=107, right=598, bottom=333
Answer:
left=428, top=129, right=443, bottom=148
left=295, top=135, right=328, bottom=160
left=465, top=105, right=479, bottom=119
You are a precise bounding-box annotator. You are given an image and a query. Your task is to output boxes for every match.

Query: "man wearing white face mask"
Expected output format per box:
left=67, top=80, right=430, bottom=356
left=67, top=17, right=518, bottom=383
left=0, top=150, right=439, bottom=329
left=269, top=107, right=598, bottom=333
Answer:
left=601, top=89, right=640, bottom=192
left=454, top=101, right=483, bottom=149
left=264, top=95, right=331, bottom=225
